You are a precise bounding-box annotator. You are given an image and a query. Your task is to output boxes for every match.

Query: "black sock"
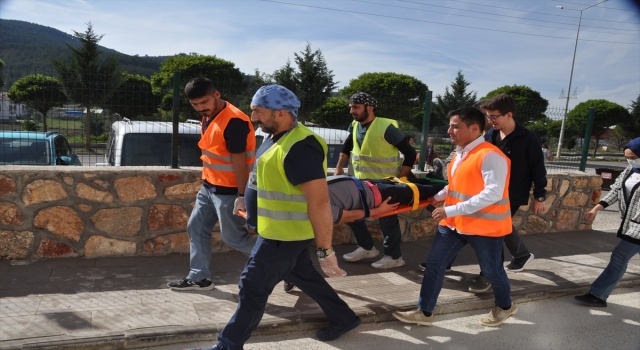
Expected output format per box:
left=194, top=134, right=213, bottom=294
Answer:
left=500, top=305, right=511, bottom=311
left=422, top=310, right=432, bottom=317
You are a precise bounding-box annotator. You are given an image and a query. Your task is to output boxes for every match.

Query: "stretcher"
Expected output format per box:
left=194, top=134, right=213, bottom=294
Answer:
left=370, top=201, right=436, bottom=218
left=235, top=176, right=441, bottom=221
left=236, top=202, right=435, bottom=221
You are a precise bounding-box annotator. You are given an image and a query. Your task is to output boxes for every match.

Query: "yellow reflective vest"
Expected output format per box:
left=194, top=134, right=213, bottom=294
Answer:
left=351, top=117, right=401, bottom=179
left=257, top=125, right=328, bottom=241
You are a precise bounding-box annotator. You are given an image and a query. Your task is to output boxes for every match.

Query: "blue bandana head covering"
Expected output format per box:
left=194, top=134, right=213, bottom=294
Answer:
left=625, top=137, right=640, bottom=173
left=251, top=85, right=300, bottom=119
left=349, top=92, right=378, bottom=108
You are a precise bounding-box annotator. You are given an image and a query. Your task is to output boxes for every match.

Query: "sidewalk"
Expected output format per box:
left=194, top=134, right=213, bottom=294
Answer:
left=1, top=230, right=639, bottom=350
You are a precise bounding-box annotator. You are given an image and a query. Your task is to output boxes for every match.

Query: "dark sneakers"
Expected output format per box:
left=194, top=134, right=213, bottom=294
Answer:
left=506, top=253, right=535, bottom=272
left=283, top=280, right=296, bottom=293
left=167, top=278, right=215, bottom=291
left=418, top=263, right=452, bottom=272
left=468, top=275, right=492, bottom=293
left=316, top=316, right=362, bottom=341
left=574, top=293, right=607, bottom=307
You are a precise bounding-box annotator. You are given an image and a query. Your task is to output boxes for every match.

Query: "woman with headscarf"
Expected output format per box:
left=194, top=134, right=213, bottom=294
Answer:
left=574, top=137, right=640, bottom=307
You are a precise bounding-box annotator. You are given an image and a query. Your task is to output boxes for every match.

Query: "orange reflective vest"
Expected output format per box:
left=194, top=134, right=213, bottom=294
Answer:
left=440, top=142, right=512, bottom=237
left=198, top=103, right=256, bottom=188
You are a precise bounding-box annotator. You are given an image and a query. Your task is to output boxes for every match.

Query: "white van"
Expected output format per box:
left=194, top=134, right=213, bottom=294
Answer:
left=97, top=120, right=202, bottom=166
left=254, top=126, right=350, bottom=169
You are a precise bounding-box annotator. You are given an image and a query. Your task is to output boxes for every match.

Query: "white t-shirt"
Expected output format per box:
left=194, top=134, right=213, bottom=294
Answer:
left=624, top=172, right=640, bottom=196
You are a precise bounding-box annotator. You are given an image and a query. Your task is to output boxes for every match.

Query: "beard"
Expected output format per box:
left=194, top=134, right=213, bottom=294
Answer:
left=352, top=108, right=369, bottom=122
left=260, top=111, right=280, bottom=134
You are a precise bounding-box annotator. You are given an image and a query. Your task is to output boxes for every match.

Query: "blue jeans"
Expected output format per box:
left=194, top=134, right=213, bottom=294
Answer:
left=348, top=214, right=402, bottom=259
left=216, top=237, right=358, bottom=350
left=589, top=239, right=640, bottom=300
left=419, top=225, right=512, bottom=312
left=186, top=187, right=256, bottom=282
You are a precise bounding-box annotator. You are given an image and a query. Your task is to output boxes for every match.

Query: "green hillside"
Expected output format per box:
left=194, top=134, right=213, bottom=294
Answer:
left=0, top=19, right=167, bottom=87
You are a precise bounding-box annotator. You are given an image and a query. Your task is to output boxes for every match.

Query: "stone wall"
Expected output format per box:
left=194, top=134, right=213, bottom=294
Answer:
left=0, top=167, right=602, bottom=260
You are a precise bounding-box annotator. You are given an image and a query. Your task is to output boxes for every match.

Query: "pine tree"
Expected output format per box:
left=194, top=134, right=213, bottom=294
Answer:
left=432, top=70, right=477, bottom=127
left=52, top=22, right=120, bottom=150
left=273, top=43, right=336, bottom=123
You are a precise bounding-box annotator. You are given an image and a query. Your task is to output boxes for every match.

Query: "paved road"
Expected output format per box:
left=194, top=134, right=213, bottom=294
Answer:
left=158, top=286, right=640, bottom=350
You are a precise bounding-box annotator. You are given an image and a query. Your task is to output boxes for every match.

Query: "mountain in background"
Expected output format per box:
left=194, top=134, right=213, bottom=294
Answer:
left=0, top=19, right=168, bottom=87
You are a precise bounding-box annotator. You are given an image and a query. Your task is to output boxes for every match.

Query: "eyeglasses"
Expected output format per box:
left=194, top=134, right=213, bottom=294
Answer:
left=486, top=114, right=504, bottom=121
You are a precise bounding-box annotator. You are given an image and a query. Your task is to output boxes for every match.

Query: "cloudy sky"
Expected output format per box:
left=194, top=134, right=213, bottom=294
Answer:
left=1, top=0, right=639, bottom=114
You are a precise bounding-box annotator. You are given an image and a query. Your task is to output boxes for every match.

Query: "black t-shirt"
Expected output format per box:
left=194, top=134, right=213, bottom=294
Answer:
left=202, top=111, right=251, bottom=195
left=244, top=130, right=325, bottom=233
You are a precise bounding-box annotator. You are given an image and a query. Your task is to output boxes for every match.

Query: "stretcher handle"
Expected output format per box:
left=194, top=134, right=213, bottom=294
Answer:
left=370, top=201, right=436, bottom=219
left=237, top=204, right=435, bottom=220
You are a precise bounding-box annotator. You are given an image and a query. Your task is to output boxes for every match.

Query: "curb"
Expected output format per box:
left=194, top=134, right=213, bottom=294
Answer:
left=4, top=279, right=638, bottom=350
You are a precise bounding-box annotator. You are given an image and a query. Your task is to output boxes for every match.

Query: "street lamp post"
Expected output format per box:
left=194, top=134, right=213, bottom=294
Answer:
left=556, top=0, right=608, bottom=158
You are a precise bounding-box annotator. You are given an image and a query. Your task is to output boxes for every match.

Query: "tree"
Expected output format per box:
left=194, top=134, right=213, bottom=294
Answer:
left=0, top=58, right=5, bottom=89
left=104, top=72, right=160, bottom=119
left=309, top=97, right=350, bottom=129
left=339, top=72, right=428, bottom=129
left=566, top=99, right=629, bottom=157
left=273, top=43, right=337, bottom=123
left=431, top=70, right=477, bottom=127
left=605, top=125, right=631, bottom=151
left=618, top=94, right=640, bottom=139
left=52, top=22, right=121, bottom=150
left=7, top=74, right=67, bottom=132
left=150, top=53, right=246, bottom=120
left=527, top=116, right=554, bottom=138
left=481, top=85, right=548, bottom=124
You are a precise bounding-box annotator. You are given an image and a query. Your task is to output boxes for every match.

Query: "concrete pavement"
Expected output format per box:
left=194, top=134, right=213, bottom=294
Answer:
left=1, top=230, right=639, bottom=350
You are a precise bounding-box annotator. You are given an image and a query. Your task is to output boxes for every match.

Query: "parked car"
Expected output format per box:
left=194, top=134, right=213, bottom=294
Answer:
left=254, top=126, right=350, bottom=169
left=97, top=120, right=202, bottom=166
left=0, top=131, right=82, bottom=166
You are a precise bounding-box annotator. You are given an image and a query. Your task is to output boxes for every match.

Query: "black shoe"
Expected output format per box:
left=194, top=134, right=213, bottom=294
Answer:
left=468, top=275, right=492, bottom=293
left=418, top=263, right=451, bottom=272
left=283, top=280, right=295, bottom=293
left=167, top=278, right=215, bottom=291
left=506, top=253, right=534, bottom=272
left=574, top=293, right=607, bottom=307
left=316, top=316, right=361, bottom=341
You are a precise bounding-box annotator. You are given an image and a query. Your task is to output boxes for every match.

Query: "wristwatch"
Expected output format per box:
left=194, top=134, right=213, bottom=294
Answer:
left=315, top=247, right=333, bottom=259
left=536, top=196, right=545, bottom=202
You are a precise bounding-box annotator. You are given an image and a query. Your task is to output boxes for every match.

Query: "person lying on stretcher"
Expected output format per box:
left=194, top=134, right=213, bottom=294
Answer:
left=327, top=175, right=447, bottom=223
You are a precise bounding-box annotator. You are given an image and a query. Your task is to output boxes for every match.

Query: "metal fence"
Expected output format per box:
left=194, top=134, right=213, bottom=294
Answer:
left=1, top=66, right=595, bottom=172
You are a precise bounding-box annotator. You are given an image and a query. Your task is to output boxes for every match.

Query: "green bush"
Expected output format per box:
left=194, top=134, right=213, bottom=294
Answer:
left=21, top=120, right=39, bottom=131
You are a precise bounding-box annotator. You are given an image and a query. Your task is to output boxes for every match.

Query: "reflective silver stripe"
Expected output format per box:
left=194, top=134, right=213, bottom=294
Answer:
left=204, top=149, right=256, bottom=160
left=467, top=210, right=511, bottom=220
left=448, top=190, right=509, bottom=205
left=353, top=165, right=401, bottom=174
left=203, top=163, right=234, bottom=171
left=352, top=154, right=401, bottom=163
left=203, top=162, right=253, bottom=172
left=259, top=207, right=309, bottom=221
left=203, top=150, right=232, bottom=161
left=258, top=189, right=307, bottom=203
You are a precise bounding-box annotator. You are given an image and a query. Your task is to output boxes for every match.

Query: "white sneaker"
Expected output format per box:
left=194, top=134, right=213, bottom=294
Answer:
left=343, top=246, right=380, bottom=262
left=371, top=256, right=405, bottom=269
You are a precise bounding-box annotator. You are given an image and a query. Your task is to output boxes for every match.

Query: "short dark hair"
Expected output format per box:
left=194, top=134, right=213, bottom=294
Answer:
left=447, top=106, right=486, bottom=132
left=479, top=93, right=516, bottom=115
left=184, top=77, right=218, bottom=99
